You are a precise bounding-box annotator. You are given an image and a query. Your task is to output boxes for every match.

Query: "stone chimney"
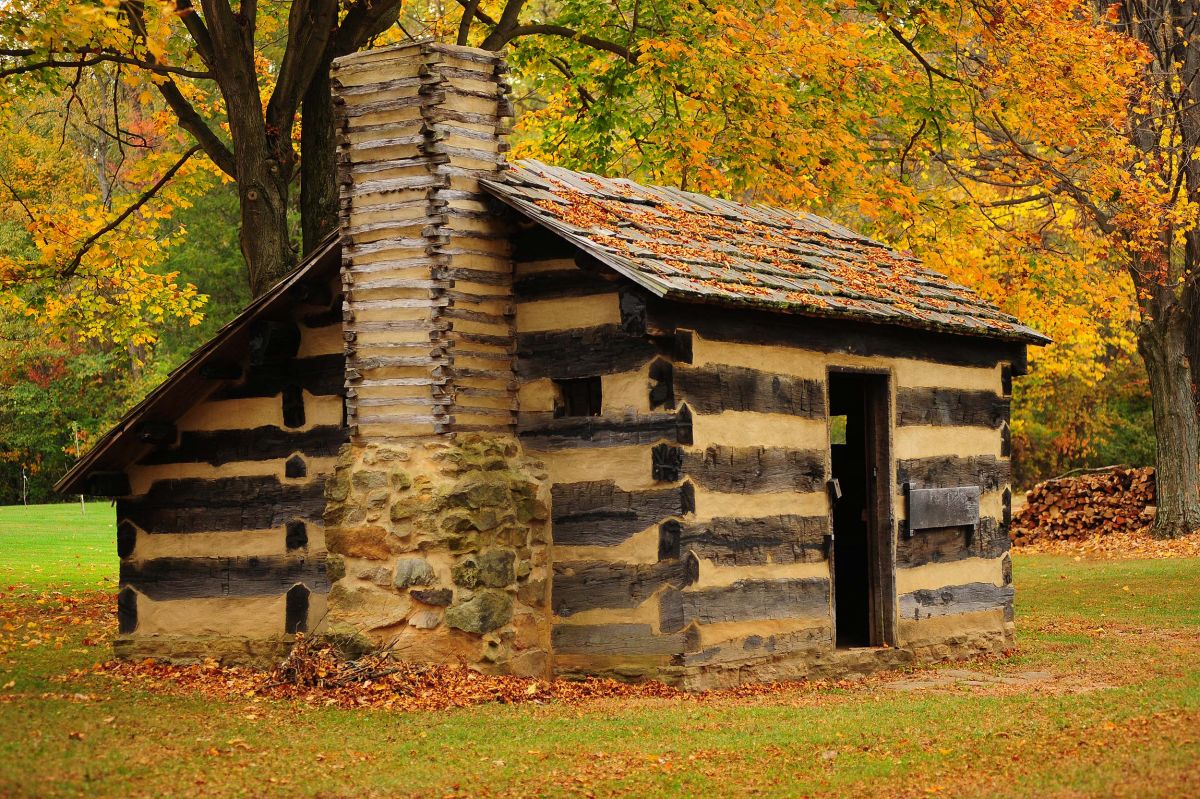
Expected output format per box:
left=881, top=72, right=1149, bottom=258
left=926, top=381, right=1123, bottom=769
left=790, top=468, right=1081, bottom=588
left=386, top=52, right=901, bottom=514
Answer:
left=332, top=40, right=516, bottom=440
left=322, top=42, right=550, bottom=677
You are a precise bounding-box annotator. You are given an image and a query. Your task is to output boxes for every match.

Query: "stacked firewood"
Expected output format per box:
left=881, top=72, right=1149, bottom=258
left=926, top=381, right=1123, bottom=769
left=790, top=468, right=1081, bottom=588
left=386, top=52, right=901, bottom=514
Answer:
left=1011, top=466, right=1156, bottom=543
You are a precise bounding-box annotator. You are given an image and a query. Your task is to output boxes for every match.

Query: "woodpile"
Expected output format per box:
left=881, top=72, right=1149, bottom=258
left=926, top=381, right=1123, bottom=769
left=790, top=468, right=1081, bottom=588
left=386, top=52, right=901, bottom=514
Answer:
left=1011, top=466, right=1156, bottom=544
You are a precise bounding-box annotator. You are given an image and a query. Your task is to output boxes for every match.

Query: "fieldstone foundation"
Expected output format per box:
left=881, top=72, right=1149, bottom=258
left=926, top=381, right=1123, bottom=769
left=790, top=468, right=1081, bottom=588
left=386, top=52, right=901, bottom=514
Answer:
left=322, top=435, right=552, bottom=676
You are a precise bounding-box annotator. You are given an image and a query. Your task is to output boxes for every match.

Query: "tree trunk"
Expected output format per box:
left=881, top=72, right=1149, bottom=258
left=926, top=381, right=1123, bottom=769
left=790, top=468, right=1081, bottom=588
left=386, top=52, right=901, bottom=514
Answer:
left=239, top=157, right=294, bottom=297
left=301, top=60, right=340, bottom=255
left=1136, top=302, right=1200, bottom=538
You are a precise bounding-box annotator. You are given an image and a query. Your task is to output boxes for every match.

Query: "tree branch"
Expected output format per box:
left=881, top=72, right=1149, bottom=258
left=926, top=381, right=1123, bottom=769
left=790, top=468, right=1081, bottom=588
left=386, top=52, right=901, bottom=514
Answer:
left=61, top=146, right=200, bottom=278
left=490, top=23, right=638, bottom=61
left=0, top=52, right=212, bottom=80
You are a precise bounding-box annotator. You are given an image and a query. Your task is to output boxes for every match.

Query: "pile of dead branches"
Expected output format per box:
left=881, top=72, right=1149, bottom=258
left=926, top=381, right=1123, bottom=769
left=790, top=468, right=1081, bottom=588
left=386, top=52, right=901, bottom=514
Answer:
left=1012, top=466, right=1156, bottom=544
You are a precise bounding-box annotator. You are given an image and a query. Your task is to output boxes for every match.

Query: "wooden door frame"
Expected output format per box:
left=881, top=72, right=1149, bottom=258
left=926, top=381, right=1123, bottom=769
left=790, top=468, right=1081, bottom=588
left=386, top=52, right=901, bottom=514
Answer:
left=827, top=367, right=898, bottom=648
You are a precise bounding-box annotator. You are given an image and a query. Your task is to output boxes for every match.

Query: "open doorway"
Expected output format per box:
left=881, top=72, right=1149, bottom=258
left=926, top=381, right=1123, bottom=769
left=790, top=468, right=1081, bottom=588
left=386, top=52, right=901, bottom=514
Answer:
left=828, top=371, right=894, bottom=649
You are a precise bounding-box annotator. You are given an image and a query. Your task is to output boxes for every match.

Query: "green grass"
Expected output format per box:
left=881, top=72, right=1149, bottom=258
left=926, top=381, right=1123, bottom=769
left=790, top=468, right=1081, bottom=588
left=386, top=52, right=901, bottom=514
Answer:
left=0, top=503, right=1198, bottom=798
left=0, top=502, right=115, bottom=590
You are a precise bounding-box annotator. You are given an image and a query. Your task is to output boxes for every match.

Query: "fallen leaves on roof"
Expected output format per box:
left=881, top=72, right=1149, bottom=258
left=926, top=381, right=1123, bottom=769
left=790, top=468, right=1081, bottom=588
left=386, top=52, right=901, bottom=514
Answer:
left=484, top=161, right=1047, bottom=343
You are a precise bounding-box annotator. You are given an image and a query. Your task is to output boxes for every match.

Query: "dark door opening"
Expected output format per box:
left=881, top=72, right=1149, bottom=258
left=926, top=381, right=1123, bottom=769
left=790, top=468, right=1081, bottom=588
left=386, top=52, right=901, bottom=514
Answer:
left=828, top=372, right=892, bottom=649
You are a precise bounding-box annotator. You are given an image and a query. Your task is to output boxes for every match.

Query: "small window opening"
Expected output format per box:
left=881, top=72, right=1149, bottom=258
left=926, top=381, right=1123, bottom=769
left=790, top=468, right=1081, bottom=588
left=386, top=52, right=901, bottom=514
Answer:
left=554, top=376, right=603, bottom=417
left=830, top=414, right=848, bottom=446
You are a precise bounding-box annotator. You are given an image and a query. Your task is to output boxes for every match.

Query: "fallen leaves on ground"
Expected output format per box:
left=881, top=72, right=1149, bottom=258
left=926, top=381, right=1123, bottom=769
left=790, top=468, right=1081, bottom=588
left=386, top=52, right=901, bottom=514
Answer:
left=1014, top=528, right=1200, bottom=559
left=0, top=586, right=112, bottom=656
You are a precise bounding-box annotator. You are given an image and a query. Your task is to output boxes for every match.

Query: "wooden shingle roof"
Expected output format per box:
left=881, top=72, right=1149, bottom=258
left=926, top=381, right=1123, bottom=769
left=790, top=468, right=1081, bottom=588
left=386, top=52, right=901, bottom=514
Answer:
left=483, top=160, right=1048, bottom=344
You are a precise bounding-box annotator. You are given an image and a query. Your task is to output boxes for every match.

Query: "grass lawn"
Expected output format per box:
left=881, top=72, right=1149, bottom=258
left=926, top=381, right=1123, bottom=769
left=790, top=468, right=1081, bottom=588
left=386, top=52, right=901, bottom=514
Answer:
left=0, top=501, right=116, bottom=590
left=0, top=503, right=1198, bottom=798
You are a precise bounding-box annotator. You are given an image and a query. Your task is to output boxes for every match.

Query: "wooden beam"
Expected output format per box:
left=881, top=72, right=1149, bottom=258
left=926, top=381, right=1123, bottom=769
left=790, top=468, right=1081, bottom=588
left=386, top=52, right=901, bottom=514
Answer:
left=675, top=364, right=825, bottom=417
left=119, top=554, right=329, bottom=600
left=896, top=387, right=1008, bottom=428
left=680, top=515, right=829, bottom=565
left=516, top=325, right=660, bottom=380
left=551, top=480, right=693, bottom=546
left=897, top=455, right=1010, bottom=492
left=552, top=558, right=695, bottom=617
left=118, top=476, right=326, bottom=534
left=551, top=622, right=693, bottom=656
left=139, top=425, right=345, bottom=467
left=518, top=413, right=681, bottom=451
left=213, top=354, right=345, bottom=400
left=680, top=578, right=830, bottom=624
left=684, top=446, right=825, bottom=493
left=898, top=582, right=1014, bottom=621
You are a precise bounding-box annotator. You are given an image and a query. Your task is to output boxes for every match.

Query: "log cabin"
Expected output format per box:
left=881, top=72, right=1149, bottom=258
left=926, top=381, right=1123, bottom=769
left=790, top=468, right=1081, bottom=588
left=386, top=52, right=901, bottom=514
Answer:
left=57, top=39, right=1047, bottom=689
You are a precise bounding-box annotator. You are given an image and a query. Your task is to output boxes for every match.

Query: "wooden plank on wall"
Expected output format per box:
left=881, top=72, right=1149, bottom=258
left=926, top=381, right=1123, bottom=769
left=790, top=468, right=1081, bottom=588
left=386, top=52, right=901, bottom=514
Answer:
left=896, top=517, right=1009, bottom=567
left=898, top=581, right=1014, bottom=621
left=675, top=364, right=825, bottom=417
left=551, top=480, right=693, bottom=547
left=551, top=622, right=690, bottom=656
left=120, top=554, right=329, bottom=600
left=119, top=476, right=327, bottom=534
left=897, top=455, right=1010, bottom=492
left=519, top=413, right=681, bottom=451
left=213, top=354, right=346, bottom=399
left=552, top=559, right=694, bottom=617
left=645, top=298, right=1026, bottom=372
left=139, top=425, right=347, bottom=467
left=896, top=387, right=1009, bottom=428
left=685, top=445, right=825, bottom=493
left=680, top=515, right=829, bottom=565
left=516, top=325, right=660, bottom=380
left=680, top=578, right=830, bottom=625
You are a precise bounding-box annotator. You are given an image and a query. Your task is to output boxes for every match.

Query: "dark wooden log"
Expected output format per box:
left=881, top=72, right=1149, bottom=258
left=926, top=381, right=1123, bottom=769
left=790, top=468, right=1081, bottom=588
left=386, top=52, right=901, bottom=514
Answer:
left=1001, top=364, right=1013, bottom=396
left=684, top=445, right=825, bottom=493
left=248, top=320, right=302, bottom=366
left=285, top=455, right=308, bottom=479
left=645, top=297, right=1028, bottom=373
left=514, top=269, right=616, bottom=301
left=552, top=558, right=695, bottom=616
left=649, top=359, right=674, bottom=410
left=116, top=521, right=137, bottom=560
left=675, top=364, right=825, bottom=417
left=551, top=622, right=692, bottom=656
left=552, top=481, right=693, bottom=546
left=681, top=625, right=831, bottom=667
left=516, top=325, right=660, bottom=381
left=285, top=584, right=310, bottom=634
left=136, top=421, right=178, bottom=446
left=895, top=517, right=1008, bottom=567
left=652, top=444, right=683, bottom=482
left=896, top=387, right=1008, bottom=428
left=213, top=354, right=345, bottom=400
left=518, top=413, right=680, bottom=451
left=898, top=582, right=1014, bottom=621
left=139, top=425, right=346, bottom=467
left=117, top=586, right=138, bottom=634
left=619, top=288, right=648, bottom=336
left=659, top=520, right=682, bottom=560
left=120, top=554, right=329, bottom=600
left=282, top=385, right=306, bottom=428
left=199, top=360, right=243, bottom=381
left=680, top=515, right=829, bottom=565
left=118, top=476, right=327, bottom=534
left=897, top=455, right=1010, bottom=492
left=681, top=578, right=830, bottom=624
left=84, top=471, right=131, bottom=497
left=674, top=330, right=693, bottom=364
left=286, top=521, right=308, bottom=551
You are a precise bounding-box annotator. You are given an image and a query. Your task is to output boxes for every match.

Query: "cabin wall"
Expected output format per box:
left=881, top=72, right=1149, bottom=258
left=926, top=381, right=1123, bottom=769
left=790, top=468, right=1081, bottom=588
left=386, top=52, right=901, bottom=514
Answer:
left=518, top=256, right=1016, bottom=687
left=112, top=277, right=346, bottom=662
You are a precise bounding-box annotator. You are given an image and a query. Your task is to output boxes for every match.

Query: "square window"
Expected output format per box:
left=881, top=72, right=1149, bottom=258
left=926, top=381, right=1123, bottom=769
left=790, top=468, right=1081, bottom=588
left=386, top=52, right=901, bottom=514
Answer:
left=554, top=376, right=602, bottom=417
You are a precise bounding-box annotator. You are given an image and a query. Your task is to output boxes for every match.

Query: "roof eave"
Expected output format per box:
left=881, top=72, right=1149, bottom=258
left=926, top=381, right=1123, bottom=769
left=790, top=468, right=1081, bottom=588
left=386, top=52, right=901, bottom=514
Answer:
left=481, top=178, right=1050, bottom=348
left=55, top=234, right=342, bottom=496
